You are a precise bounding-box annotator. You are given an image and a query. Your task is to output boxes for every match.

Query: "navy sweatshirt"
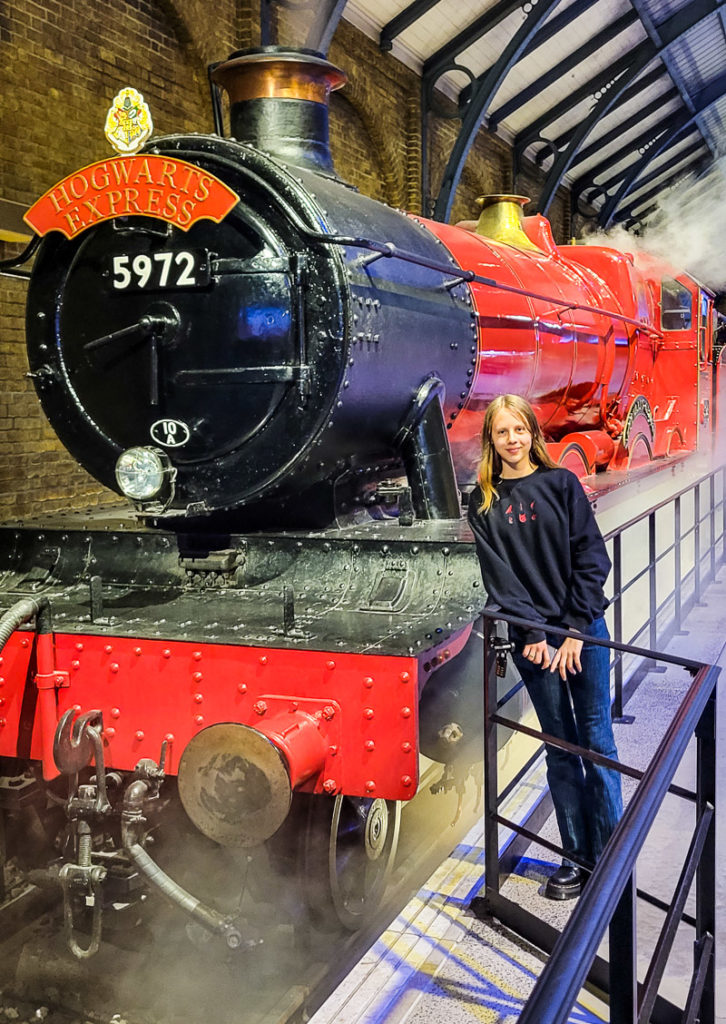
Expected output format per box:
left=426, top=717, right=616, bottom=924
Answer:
left=467, top=467, right=611, bottom=644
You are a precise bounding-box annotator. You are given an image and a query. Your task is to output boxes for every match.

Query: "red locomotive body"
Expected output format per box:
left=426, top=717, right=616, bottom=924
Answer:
left=426, top=201, right=714, bottom=483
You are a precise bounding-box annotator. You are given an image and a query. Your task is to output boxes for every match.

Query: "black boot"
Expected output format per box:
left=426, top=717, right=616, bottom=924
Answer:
left=544, top=864, right=585, bottom=900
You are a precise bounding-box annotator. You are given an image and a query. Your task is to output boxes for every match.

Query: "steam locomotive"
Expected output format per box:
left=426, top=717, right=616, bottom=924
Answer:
left=0, top=45, right=717, bottom=955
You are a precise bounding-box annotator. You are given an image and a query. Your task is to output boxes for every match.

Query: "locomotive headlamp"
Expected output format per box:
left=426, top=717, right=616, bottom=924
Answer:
left=115, top=447, right=176, bottom=505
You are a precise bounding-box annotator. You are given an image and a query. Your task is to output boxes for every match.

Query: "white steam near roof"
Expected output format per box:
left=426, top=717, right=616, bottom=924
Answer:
left=578, top=159, right=726, bottom=291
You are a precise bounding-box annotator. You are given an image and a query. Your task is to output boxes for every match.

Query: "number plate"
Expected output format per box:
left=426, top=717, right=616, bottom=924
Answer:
left=110, top=250, right=211, bottom=291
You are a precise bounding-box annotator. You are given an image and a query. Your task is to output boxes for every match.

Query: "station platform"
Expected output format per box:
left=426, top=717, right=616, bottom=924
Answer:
left=309, top=569, right=726, bottom=1024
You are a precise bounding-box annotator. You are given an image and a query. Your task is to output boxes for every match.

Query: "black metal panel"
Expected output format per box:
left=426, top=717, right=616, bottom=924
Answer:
left=26, top=136, right=348, bottom=515
left=0, top=515, right=485, bottom=656
left=25, top=134, right=473, bottom=525
left=286, top=163, right=474, bottom=496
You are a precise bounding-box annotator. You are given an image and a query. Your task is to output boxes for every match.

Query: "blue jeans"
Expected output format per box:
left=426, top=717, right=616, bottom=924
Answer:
left=511, top=616, right=623, bottom=865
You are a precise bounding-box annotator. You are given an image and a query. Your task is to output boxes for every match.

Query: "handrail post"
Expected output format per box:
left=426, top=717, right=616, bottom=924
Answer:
left=675, top=494, right=682, bottom=633
left=613, top=533, right=624, bottom=718
left=609, top=873, right=638, bottom=1024
left=483, top=624, right=500, bottom=898
left=720, top=468, right=724, bottom=565
left=694, top=485, right=701, bottom=604
left=709, top=474, right=715, bottom=580
left=649, top=511, right=657, bottom=650
left=695, top=689, right=716, bottom=1024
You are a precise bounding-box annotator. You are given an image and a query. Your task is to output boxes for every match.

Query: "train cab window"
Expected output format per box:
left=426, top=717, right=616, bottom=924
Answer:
left=661, top=278, right=692, bottom=331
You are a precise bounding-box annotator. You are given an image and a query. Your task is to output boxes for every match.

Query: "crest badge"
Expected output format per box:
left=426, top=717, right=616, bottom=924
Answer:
left=104, top=87, right=153, bottom=154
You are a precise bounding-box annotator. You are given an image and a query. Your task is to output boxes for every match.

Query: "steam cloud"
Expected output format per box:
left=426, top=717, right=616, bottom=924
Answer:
left=579, top=158, right=726, bottom=292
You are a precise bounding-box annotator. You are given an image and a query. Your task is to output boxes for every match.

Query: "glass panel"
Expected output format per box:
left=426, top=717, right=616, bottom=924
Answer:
left=661, top=277, right=692, bottom=331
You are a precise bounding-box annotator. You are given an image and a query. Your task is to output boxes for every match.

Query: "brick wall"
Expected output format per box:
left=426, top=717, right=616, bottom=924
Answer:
left=0, top=0, right=240, bottom=517
left=1, top=2, right=572, bottom=519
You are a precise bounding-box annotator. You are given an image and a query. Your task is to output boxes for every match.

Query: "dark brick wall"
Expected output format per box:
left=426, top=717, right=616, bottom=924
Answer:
left=1, top=2, right=572, bottom=518
left=1, top=0, right=240, bottom=517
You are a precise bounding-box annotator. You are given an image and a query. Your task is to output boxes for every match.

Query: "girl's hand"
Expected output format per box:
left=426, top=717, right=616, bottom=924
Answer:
left=550, top=637, right=583, bottom=680
left=522, top=640, right=551, bottom=668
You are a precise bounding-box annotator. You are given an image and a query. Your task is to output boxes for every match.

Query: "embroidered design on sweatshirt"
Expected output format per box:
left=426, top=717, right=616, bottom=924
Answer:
left=505, top=501, right=537, bottom=525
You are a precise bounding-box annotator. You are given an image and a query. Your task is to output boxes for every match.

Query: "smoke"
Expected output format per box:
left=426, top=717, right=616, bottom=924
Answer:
left=578, top=157, right=726, bottom=292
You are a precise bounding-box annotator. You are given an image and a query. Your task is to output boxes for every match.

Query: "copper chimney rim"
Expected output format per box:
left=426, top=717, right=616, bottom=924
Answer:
left=211, top=46, right=346, bottom=175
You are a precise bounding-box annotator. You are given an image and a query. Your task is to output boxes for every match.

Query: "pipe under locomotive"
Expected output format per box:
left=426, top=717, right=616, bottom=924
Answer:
left=0, top=46, right=717, bottom=953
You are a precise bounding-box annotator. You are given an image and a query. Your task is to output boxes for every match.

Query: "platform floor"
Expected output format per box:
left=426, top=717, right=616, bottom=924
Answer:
left=310, top=569, right=726, bottom=1024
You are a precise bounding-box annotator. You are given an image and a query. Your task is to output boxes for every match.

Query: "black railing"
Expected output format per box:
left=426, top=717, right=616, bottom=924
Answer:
left=603, top=464, right=726, bottom=718
left=475, top=613, right=718, bottom=1024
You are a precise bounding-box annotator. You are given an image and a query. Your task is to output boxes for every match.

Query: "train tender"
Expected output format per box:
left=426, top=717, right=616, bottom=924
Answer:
left=0, top=46, right=718, bottom=954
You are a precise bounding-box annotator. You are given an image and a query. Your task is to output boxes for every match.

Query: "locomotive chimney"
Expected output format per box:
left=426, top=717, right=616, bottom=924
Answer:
left=474, top=194, right=541, bottom=251
left=211, top=46, right=346, bottom=175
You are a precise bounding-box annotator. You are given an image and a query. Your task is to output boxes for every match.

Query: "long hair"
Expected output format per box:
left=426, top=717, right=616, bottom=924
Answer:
left=477, top=395, right=557, bottom=512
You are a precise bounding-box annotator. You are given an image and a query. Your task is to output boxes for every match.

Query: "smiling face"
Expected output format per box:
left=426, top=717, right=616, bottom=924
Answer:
left=490, top=407, right=535, bottom=477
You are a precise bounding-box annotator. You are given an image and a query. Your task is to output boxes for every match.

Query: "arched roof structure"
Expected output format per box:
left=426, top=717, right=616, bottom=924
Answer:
left=305, top=0, right=726, bottom=229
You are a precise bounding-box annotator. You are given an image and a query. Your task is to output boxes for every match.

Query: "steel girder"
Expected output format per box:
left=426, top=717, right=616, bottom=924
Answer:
left=543, top=67, right=669, bottom=165
left=567, top=87, right=679, bottom=175
left=574, top=111, right=693, bottom=208
left=380, top=0, right=444, bottom=50
left=573, top=105, right=684, bottom=207
left=615, top=154, right=712, bottom=227
left=427, top=0, right=562, bottom=221
left=488, top=10, right=640, bottom=131
left=630, top=0, right=705, bottom=123
left=617, top=139, right=707, bottom=203
left=607, top=136, right=706, bottom=201
left=518, top=0, right=726, bottom=215
left=513, top=46, right=659, bottom=193
left=597, top=69, right=726, bottom=226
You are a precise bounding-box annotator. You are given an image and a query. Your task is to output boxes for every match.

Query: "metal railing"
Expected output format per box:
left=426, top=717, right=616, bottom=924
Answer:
left=476, top=614, right=718, bottom=1023
left=603, top=464, right=726, bottom=718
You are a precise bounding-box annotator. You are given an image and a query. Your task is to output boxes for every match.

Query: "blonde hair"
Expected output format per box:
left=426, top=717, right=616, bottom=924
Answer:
left=477, top=394, right=557, bottom=512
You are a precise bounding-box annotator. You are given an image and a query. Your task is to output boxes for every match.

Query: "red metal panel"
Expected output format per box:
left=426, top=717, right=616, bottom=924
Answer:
left=417, top=217, right=633, bottom=471
left=0, top=634, right=40, bottom=759
left=5, top=634, right=420, bottom=801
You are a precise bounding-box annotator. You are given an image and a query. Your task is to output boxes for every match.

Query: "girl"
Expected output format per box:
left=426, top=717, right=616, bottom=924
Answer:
left=467, top=394, right=623, bottom=900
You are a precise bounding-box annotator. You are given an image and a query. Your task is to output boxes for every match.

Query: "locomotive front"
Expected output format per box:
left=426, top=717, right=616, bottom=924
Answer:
left=0, top=47, right=492, bottom=955
left=25, top=48, right=474, bottom=526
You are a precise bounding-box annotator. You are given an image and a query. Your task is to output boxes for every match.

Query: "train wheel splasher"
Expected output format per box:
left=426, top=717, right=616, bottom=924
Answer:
left=0, top=45, right=719, bottom=956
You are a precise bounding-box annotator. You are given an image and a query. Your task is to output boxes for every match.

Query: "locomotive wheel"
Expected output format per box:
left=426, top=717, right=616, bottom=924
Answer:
left=302, top=795, right=401, bottom=931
